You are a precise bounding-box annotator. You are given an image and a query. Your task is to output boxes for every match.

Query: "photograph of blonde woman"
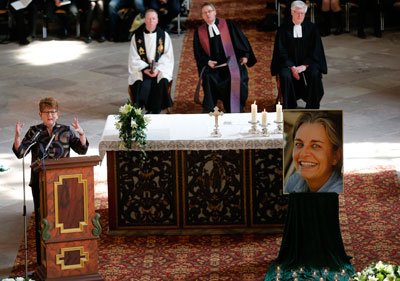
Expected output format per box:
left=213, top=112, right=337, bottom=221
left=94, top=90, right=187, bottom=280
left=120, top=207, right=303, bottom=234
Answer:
left=283, top=110, right=343, bottom=193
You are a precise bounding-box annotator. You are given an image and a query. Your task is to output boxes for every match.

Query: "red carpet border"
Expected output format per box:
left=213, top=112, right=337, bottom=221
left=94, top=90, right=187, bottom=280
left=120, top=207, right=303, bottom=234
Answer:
left=10, top=166, right=400, bottom=280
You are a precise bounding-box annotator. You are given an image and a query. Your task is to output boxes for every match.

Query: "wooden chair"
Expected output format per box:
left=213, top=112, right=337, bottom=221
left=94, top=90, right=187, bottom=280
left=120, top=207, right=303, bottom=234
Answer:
left=128, top=80, right=173, bottom=114
left=275, top=75, right=282, bottom=105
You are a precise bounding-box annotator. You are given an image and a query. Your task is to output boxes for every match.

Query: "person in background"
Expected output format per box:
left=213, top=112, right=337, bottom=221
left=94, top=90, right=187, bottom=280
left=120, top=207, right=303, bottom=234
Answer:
left=319, top=0, right=343, bottom=36
left=149, top=0, right=180, bottom=31
left=128, top=9, right=174, bottom=113
left=13, top=97, right=89, bottom=265
left=129, top=0, right=147, bottom=34
left=193, top=2, right=256, bottom=113
left=271, top=0, right=327, bottom=109
left=357, top=0, right=382, bottom=38
left=81, top=0, right=106, bottom=43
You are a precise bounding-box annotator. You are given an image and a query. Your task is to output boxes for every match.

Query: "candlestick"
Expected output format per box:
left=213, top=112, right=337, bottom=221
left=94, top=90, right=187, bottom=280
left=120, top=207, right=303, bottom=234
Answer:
left=276, top=102, right=282, bottom=122
left=248, top=120, right=260, bottom=134
left=273, top=120, right=283, bottom=134
left=261, top=109, right=267, bottom=126
left=260, top=124, right=270, bottom=136
left=251, top=101, right=257, bottom=123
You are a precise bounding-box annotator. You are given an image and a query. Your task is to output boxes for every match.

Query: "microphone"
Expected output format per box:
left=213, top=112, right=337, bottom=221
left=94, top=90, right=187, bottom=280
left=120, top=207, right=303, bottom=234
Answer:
left=42, top=134, right=55, bottom=160
left=30, top=129, right=42, bottom=144
left=45, top=134, right=55, bottom=153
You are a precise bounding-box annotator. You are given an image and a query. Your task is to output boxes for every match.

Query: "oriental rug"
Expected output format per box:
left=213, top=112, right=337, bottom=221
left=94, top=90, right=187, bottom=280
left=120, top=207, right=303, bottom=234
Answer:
left=172, top=0, right=277, bottom=114
left=10, top=166, right=400, bottom=280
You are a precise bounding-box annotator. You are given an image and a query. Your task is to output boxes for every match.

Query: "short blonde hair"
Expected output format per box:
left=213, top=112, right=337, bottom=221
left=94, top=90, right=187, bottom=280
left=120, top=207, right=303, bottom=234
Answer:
left=39, top=97, right=58, bottom=112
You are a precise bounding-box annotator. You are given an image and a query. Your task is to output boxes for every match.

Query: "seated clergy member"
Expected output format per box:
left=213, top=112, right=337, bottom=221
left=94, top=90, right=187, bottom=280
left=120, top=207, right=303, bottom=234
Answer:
left=13, top=97, right=89, bottom=265
left=193, top=2, right=256, bottom=113
left=128, top=9, right=174, bottom=114
left=271, top=1, right=327, bottom=109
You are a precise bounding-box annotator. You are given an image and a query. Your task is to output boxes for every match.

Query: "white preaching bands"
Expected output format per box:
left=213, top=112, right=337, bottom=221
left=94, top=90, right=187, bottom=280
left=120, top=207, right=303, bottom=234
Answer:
left=293, top=24, right=302, bottom=38
left=208, top=22, right=220, bottom=38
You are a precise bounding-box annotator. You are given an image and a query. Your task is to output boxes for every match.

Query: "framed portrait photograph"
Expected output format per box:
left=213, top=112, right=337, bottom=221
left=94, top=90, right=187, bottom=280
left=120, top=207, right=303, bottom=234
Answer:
left=283, top=109, right=344, bottom=194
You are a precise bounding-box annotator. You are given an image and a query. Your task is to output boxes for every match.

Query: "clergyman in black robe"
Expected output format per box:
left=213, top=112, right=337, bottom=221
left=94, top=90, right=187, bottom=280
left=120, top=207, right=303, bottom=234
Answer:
left=271, top=0, right=327, bottom=109
left=193, top=2, right=256, bottom=113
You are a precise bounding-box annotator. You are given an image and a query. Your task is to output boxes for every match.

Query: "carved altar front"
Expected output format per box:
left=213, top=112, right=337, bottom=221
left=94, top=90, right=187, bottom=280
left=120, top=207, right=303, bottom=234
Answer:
left=99, top=114, right=287, bottom=234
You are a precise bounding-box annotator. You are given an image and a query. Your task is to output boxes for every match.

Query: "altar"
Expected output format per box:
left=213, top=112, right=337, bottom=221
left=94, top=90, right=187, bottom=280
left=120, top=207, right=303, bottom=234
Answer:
left=99, top=113, right=287, bottom=234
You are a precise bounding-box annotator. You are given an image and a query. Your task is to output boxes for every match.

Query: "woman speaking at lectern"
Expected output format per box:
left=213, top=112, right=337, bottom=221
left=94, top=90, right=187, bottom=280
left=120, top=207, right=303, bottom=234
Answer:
left=284, top=111, right=343, bottom=193
left=12, top=97, right=89, bottom=266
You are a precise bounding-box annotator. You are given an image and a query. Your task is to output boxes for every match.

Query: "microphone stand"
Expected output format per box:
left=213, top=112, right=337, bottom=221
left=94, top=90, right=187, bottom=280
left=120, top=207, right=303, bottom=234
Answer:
left=22, top=141, right=37, bottom=279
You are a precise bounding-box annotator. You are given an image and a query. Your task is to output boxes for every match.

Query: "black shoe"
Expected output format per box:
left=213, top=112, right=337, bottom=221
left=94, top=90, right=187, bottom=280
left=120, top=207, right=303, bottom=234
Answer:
left=333, top=25, right=343, bottom=35
left=83, top=36, right=92, bottom=43
left=98, top=35, right=106, bottom=43
left=19, top=38, right=30, bottom=45
left=374, top=29, right=382, bottom=38
left=357, top=29, right=366, bottom=39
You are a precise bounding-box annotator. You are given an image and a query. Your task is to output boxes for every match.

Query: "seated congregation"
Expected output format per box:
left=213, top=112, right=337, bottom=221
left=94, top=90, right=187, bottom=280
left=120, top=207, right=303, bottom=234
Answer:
left=0, top=0, right=188, bottom=45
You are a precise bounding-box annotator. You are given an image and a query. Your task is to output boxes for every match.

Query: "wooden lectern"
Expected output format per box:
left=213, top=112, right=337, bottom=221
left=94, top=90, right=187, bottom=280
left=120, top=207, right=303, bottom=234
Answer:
left=32, top=156, right=103, bottom=281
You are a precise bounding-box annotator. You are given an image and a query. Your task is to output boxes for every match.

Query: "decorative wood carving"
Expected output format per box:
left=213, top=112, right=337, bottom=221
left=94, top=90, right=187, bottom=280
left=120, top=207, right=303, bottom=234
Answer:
left=33, top=156, right=103, bottom=281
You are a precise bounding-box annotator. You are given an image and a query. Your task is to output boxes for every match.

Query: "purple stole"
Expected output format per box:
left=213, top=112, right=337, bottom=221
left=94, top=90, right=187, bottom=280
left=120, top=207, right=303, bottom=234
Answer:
left=197, top=19, right=241, bottom=113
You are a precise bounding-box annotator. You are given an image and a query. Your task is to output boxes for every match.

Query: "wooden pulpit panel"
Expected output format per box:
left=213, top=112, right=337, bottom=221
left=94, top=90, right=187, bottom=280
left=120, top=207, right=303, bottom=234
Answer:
left=33, top=156, right=103, bottom=281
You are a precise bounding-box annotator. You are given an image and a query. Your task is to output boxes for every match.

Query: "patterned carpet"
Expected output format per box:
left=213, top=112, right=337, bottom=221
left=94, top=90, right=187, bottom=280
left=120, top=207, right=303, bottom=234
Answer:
left=172, top=0, right=277, bottom=114
left=10, top=166, right=400, bottom=280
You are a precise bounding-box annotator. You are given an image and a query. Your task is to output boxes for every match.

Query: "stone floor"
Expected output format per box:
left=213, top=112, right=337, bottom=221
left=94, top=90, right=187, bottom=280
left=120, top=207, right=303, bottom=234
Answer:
left=0, top=27, right=399, bottom=278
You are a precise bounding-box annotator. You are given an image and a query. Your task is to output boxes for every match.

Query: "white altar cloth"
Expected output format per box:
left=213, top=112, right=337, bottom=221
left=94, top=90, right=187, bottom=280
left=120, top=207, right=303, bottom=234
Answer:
left=98, top=113, right=283, bottom=159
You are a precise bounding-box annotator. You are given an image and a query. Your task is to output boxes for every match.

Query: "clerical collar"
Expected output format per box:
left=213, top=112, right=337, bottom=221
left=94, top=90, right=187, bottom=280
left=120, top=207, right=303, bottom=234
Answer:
left=144, top=28, right=156, bottom=34
left=208, top=21, right=220, bottom=38
left=293, top=22, right=302, bottom=38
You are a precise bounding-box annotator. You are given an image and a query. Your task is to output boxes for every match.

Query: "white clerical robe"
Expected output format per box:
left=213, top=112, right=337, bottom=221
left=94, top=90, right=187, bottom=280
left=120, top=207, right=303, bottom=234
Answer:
left=128, top=31, right=174, bottom=85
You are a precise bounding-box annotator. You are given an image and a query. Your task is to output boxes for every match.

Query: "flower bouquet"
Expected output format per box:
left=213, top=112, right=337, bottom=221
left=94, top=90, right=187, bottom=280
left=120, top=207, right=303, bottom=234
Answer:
left=352, top=261, right=400, bottom=281
left=115, top=101, right=150, bottom=160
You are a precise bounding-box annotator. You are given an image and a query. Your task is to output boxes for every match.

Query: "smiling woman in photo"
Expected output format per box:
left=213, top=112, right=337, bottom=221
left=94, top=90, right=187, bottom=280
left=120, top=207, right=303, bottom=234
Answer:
left=284, top=111, right=343, bottom=193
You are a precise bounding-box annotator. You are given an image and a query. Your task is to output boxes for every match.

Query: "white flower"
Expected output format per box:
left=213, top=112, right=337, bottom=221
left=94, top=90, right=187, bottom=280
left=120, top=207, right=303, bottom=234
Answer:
left=2, top=279, right=16, bottom=281
left=365, top=268, right=375, bottom=276
left=131, top=119, right=137, bottom=129
left=368, top=276, right=378, bottom=281
left=119, top=104, right=132, bottom=115
left=384, top=264, right=393, bottom=274
left=134, top=108, right=142, bottom=115
left=144, top=116, right=151, bottom=124
left=384, top=274, right=396, bottom=281
left=16, top=278, right=25, bottom=281
left=376, top=261, right=385, bottom=271
left=115, top=122, right=122, bottom=130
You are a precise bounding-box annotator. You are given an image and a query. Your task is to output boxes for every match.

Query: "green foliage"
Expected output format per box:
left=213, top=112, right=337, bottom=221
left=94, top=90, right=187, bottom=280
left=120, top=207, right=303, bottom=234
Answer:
left=115, top=100, right=150, bottom=161
left=353, top=261, right=400, bottom=281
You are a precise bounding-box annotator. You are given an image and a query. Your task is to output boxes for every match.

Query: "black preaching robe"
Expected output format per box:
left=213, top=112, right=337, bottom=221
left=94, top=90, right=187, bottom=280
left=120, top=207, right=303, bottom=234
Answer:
left=193, top=18, right=256, bottom=113
left=271, top=20, right=327, bottom=109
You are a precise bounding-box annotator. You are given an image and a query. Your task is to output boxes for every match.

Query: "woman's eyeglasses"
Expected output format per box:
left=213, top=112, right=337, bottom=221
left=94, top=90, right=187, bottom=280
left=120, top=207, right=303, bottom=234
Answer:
left=41, top=110, right=58, bottom=115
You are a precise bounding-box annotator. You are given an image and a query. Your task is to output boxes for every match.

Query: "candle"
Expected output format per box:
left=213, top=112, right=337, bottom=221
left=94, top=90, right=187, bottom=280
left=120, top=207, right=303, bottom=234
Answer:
left=261, top=109, right=267, bottom=126
left=251, top=101, right=257, bottom=123
left=276, top=102, right=282, bottom=122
